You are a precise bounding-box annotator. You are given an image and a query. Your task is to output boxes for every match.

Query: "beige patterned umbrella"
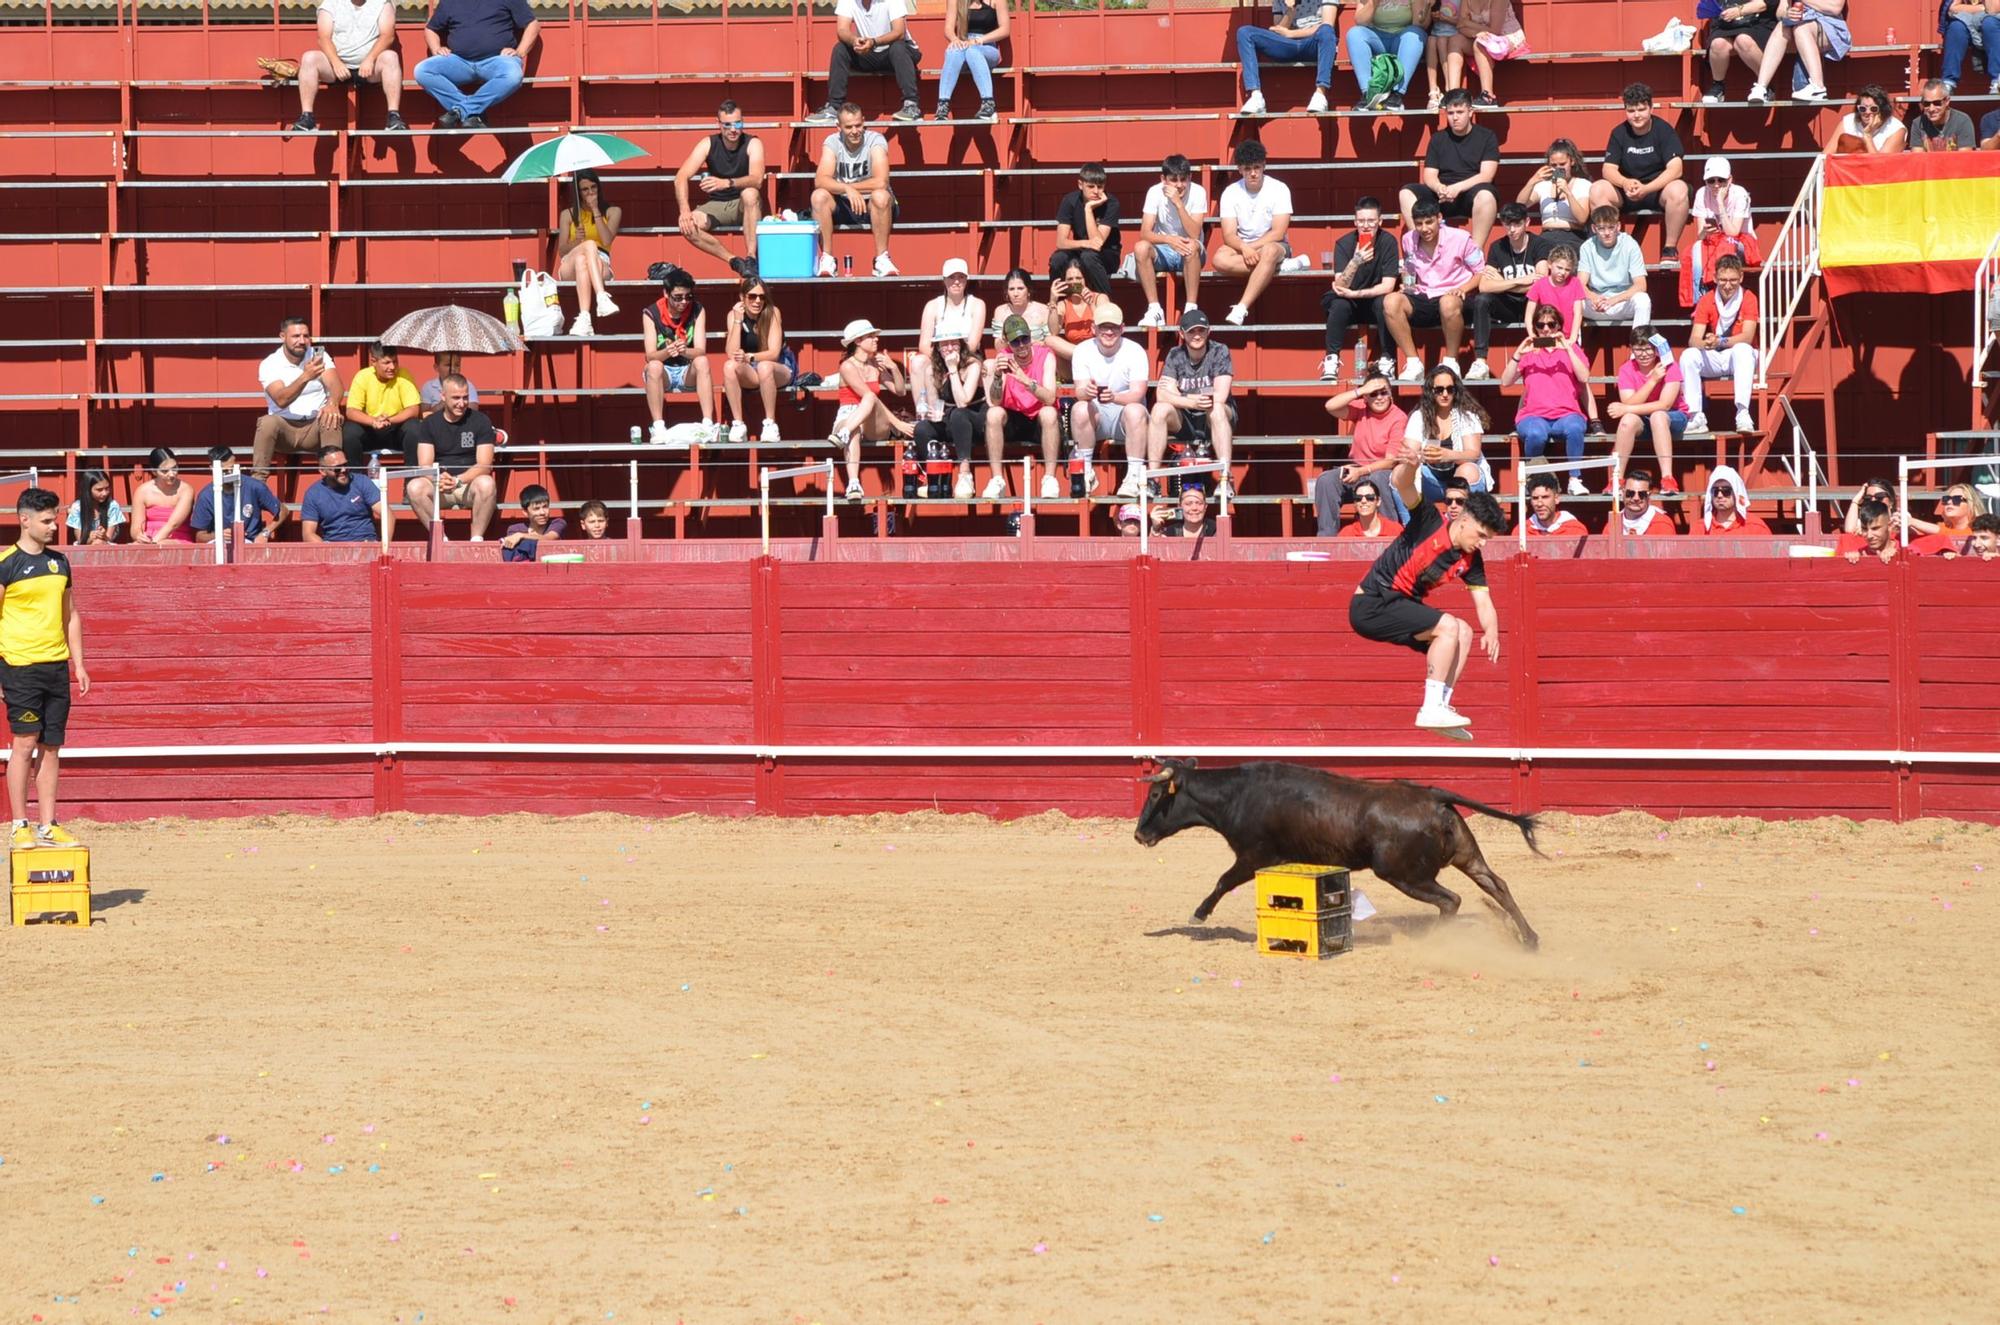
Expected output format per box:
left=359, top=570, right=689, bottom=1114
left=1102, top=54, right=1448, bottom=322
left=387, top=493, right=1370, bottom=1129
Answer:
left=380, top=305, right=523, bottom=355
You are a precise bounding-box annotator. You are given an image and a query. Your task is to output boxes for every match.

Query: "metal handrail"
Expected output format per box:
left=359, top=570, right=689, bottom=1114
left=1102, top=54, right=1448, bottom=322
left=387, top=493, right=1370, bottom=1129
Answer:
left=1755, top=154, right=1824, bottom=391
left=1976, top=229, right=2000, bottom=376
left=1777, top=395, right=1825, bottom=526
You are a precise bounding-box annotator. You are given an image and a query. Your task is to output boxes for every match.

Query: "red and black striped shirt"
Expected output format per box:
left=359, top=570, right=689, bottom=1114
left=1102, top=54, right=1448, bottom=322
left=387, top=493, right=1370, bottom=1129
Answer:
left=1359, top=499, right=1487, bottom=601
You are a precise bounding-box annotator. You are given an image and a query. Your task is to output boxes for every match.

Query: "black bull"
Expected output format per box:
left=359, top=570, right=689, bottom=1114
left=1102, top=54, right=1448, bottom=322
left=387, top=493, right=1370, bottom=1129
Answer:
left=1133, top=759, right=1542, bottom=949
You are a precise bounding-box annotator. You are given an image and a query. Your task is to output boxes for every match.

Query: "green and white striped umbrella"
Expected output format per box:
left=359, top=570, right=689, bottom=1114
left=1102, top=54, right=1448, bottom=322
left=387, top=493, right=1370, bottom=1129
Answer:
left=499, top=131, right=647, bottom=184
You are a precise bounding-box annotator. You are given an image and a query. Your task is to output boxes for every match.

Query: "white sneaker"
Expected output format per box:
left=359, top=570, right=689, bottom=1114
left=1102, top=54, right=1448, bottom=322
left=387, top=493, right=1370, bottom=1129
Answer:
left=981, top=475, right=1007, bottom=500
left=648, top=419, right=670, bottom=446
left=1039, top=474, right=1061, bottom=500
left=1436, top=356, right=1460, bottom=377
left=1735, top=407, right=1755, bottom=434
left=1567, top=475, right=1589, bottom=497
left=567, top=312, right=594, bottom=337
left=873, top=253, right=899, bottom=277
left=760, top=418, right=781, bottom=443
left=1399, top=357, right=1425, bottom=382
left=1240, top=90, right=1267, bottom=116
left=1746, top=83, right=1770, bottom=103
left=1115, top=253, right=1137, bottom=280
left=1414, top=703, right=1473, bottom=730
left=844, top=479, right=865, bottom=500
left=1224, top=304, right=1249, bottom=326
left=595, top=293, right=619, bottom=318
left=468, top=534, right=484, bottom=543
left=1319, top=353, right=1342, bottom=381
left=700, top=421, right=721, bottom=446
left=1464, top=357, right=1493, bottom=381
left=1138, top=303, right=1166, bottom=329
left=727, top=421, right=748, bottom=444
left=1116, top=471, right=1142, bottom=498
left=1685, top=410, right=1709, bottom=435
left=1278, top=254, right=1311, bottom=274
left=1082, top=464, right=1100, bottom=495
left=954, top=472, right=976, bottom=499
left=1795, top=83, right=1828, bottom=101
left=817, top=253, right=837, bottom=277
left=1306, top=87, right=1330, bottom=114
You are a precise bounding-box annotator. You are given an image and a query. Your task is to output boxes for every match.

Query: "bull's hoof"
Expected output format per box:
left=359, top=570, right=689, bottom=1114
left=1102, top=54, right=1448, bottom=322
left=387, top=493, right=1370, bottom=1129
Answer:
left=1520, top=930, right=1541, bottom=952
left=1189, top=909, right=1211, bottom=926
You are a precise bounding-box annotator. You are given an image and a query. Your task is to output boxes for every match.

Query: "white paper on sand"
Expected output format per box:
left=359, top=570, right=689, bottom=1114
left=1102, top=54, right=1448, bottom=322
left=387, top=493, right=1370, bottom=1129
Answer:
left=1353, top=888, right=1377, bottom=922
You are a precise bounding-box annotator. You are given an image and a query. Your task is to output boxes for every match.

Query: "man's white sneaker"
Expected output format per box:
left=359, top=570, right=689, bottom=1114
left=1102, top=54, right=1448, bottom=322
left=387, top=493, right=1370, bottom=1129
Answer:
left=1138, top=304, right=1166, bottom=329
left=1685, top=411, right=1709, bottom=435
left=1795, top=83, right=1828, bottom=101
left=1436, top=356, right=1460, bottom=377
left=873, top=253, right=900, bottom=277
left=1306, top=87, right=1330, bottom=114
left=817, top=253, right=837, bottom=277
left=727, top=421, right=748, bottom=444
left=981, top=475, right=1008, bottom=500
left=1116, top=471, right=1142, bottom=498
left=595, top=293, right=619, bottom=318
left=1567, top=475, right=1589, bottom=497
left=1734, top=407, right=1755, bottom=434
left=1464, top=357, right=1493, bottom=381
left=697, top=421, right=720, bottom=446
left=1320, top=353, right=1342, bottom=381
left=1240, top=90, right=1267, bottom=116
left=648, top=419, right=670, bottom=446
left=1746, top=84, right=1770, bottom=103
left=1278, top=254, right=1311, bottom=274
left=1414, top=703, right=1473, bottom=730
left=954, top=472, right=976, bottom=500
left=760, top=418, right=781, bottom=443
left=1224, top=304, right=1249, bottom=326
left=1082, top=465, right=1100, bottom=495
left=1399, top=357, right=1425, bottom=382
left=568, top=312, right=594, bottom=337
left=1039, top=473, right=1061, bottom=500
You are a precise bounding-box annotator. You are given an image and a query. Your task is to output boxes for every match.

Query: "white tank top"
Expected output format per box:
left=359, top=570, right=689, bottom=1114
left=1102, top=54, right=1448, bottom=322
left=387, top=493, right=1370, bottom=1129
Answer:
left=933, top=295, right=976, bottom=343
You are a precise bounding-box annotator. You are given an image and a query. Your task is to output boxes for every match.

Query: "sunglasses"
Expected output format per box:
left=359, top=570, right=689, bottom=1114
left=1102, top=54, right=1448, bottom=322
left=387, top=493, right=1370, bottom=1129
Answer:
left=1534, top=323, right=1560, bottom=332
left=1713, top=487, right=1734, bottom=499
left=1444, top=497, right=1467, bottom=507
left=323, top=465, right=349, bottom=475
left=1010, top=335, right=1033, bottom=347
left=1431, top=384, right=1457, bottom=395
left=1355, top=492, right=1379, bottom=501
left=1622, top=488, right=1649, bottom=499
left=744, top=292, right=767, bottom=301
left=1941, top=495, right=1967, bottom=505
left=721, top=119, right=745, bottom=129
left=668, top=291, right=692, bottom=302
left=1922, top=99, right=1948, bottom=108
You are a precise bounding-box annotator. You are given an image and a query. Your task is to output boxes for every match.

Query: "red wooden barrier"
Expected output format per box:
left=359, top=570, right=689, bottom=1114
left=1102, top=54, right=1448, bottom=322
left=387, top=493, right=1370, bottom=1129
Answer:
left=54, top=556, right=2000, bottom=824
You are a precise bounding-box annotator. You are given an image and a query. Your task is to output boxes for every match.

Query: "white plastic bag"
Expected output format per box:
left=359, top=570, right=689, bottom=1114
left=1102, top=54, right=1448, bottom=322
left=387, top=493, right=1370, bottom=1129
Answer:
left=518, top=269, right=564, bottom=338
left=1641, top=19, right=1695, bottom=55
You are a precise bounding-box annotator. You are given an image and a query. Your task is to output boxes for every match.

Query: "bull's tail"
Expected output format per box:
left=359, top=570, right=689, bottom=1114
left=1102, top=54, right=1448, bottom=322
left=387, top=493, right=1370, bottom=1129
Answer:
left=1429, top=788, right=1545, bottom=857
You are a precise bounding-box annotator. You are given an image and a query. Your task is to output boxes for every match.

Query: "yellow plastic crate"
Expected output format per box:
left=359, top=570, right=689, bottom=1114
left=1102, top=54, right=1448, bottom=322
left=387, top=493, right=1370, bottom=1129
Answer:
left=1254, top=864, right=1349, bottom=916
left=1256, top=908, right=1352, bottom=960
left=11, top=846, right=91, bottom=925
left=12, top=845, right=88, bottom=888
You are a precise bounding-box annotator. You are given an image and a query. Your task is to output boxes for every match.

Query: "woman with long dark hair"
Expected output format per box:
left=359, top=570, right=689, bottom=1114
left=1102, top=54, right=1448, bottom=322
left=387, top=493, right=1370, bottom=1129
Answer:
left=721, top=276, right=796, bottom=444
left=555, top=170, right=622, bottom=337
left=65, top=469, right=124, bottom=545
left=1404, top=361, right=1491, bottom=502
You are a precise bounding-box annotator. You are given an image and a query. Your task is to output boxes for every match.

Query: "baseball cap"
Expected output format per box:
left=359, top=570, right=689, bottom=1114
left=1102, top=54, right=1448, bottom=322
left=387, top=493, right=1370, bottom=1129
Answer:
left=1178, top=307, right=1210, bottom=331
left=1091, top=299, right=1124, bottom=327
left=1001, top=314, right=1032, bottom=342
left=1116, top=503, right=1143, bottom=526
left=941, top=258, right=970, bottom=279
left=1703, top=156, right=1731, bottom=181
left=840, top=318, right=880, bottom=346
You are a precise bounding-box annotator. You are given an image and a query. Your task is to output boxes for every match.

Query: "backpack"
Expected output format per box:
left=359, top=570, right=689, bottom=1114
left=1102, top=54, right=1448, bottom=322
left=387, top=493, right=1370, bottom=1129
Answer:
left=1365, top=53, right=1401, bottom=100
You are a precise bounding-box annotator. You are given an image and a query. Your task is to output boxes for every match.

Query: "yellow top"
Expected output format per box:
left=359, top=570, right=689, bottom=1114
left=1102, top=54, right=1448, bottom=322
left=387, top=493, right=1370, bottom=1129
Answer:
left=0, top=545, right=71, bottom=665
left=347, top=369, right=420, bottom=418
left=568, top=209, right=605, bottom=247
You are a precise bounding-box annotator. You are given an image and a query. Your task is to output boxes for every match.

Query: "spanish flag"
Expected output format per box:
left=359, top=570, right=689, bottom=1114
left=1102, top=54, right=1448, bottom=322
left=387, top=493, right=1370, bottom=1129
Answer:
left=1820, top=152, right=2000, bottom=296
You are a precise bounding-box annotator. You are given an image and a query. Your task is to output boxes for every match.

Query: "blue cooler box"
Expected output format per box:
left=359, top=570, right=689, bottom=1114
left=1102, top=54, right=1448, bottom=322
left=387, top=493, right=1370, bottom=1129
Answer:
left=756, top=220, right=819, bottom=279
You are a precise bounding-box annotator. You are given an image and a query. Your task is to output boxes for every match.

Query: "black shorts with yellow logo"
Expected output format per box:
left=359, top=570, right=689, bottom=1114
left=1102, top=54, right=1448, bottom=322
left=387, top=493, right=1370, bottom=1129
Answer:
left=3, top=661, right=71, bottom=746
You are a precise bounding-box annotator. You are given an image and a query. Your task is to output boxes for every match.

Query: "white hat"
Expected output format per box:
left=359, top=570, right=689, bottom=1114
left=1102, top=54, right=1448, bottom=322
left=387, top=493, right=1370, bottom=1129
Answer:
left=1703, top=156, right=1731, bottom=181
left=840, top=318, right=880, bottom=346
left=941, top=258, right=970, bottom=279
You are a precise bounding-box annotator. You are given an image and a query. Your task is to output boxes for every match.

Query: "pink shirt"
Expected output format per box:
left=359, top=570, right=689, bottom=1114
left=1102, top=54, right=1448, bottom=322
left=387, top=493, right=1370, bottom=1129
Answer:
left=1347, top=401, right=1410, bottom=466
left=1617, top=357, right=1683, bottom=406
left=1400, top=225, right=1484, bottom=298
left=998, top=345, right=1053, bottom=416
left=1514, top=346, right=1584, bottom=422
left=1527, top=274, right=1583, bottom=326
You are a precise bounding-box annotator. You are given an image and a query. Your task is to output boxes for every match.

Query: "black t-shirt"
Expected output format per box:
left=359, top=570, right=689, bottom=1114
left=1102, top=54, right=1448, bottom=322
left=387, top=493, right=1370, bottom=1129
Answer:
left=418, top=407, right=498, bottom=474
left=1603, top=117, right=1683, bottom=186
left=1424, top=124, right=1500, bottom=187
left=1055, top=189, right=1122, bottom=267
left=426, top=0, right=534, bottom=61
left=1484, top=231, right=1553, bottom=285
left=1331, top=229, right=1401, bottom=293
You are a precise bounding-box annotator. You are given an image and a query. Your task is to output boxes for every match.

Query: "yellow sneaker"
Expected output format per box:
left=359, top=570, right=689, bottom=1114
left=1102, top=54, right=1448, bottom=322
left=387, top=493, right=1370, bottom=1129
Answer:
left=34, top=822, right=79, bottom=848
left=9, top=823, right=33, bottom=851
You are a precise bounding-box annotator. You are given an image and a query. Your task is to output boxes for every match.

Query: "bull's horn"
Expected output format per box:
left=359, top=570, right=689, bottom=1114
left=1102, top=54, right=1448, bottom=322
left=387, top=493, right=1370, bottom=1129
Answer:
left=1140, top=768, right=1174, bottom=783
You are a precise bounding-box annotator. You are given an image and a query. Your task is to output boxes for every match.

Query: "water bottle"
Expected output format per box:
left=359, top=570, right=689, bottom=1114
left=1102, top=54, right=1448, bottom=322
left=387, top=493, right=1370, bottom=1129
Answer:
left=503, top=288, right=520, bottom=333
left=629, top=425, right=643, bottom=446
left=1354, top=336, right=1369, bottom=377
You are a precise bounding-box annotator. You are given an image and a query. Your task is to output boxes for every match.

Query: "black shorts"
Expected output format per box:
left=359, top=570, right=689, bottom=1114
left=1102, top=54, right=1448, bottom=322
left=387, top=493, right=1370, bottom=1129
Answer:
left=1171, top=401, right=1237, bottom=442
left=1348, top=589, right=1442, bottom=654
left=3, top=661, right=71, bottom=747
left=1619, top=190, right=1669, bottom=216
left=1408, top=181, right=1498, bottom=225
left=1405, top=291, right=1459, bottom=328
left=831, top=192, right=900, bottom=228
left=1000, top=409, right=1048, bottom=448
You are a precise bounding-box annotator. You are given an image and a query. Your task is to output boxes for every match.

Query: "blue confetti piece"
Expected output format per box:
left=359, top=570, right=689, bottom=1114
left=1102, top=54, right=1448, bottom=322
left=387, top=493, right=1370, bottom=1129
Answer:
left=367, top=1163, right=381, bottom=1173
left=1434, top=1095, right=1450, bottom=1104
left=1579, top=1059, right=1592, bottom=1067
left=680, top=984, right=691, bottom=992
left=1731, top=1205, right=1747, bottom=1215
left=90, top=1196, right=104, bottom=1205
left=151, top=1310, right=164, bottom=1319
left=150, top=1172, right=166, bottom=1182
left=1261, top=1231, right=1275, bottom=1244
left=1146, top=1213, right=1164, bottom=1223
left=696, top=1187, right=713, bottom=1197
left=641, top=1101, right=653, bottom=1110
left=735, top=1206, right=747, bottom=1216
left=1699, top=1042, right=1710, bottom=1051
left=128, top=1248, right=138, bottom=1257
left=328, top=1164, right=345, bottom=1174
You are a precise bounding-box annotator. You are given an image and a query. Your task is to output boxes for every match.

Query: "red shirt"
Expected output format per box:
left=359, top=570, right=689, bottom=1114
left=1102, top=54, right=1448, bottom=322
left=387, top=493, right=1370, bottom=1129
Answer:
left=1339, top=518, right=1403, bottom=540
left=1908, top=531, right=1965, bottom=557
left=1835, top=532, right=1899, bottom=560
left=1690, top=288, right=1760, bottom=341
left=1619, top=507, right=1679, bottom=537
left=1346, top=401, right=1410, bottom=468
left=1522, top=510, right=1586, bottom=537
left=1693, top=514, right=1773, bottom=535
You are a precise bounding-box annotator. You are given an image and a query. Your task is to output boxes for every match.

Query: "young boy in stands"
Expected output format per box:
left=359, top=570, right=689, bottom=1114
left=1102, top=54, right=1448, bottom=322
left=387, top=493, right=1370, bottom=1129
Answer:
left=1968, top=513, right=2000, bottom=560
left=578, top=499, right=612, bottom=541
left=1837, top=498, right=1899, bottom=563
left=501, top=484, right=566, bottom=562
left=1, top=487, right=90, bottom=849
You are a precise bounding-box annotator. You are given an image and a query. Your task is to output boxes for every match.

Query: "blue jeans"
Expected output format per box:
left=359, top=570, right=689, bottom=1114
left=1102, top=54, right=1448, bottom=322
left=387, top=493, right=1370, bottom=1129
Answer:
left=1941, top=15, right=2000, bottom=85
left=414, top=52, right=525, bottom=118
left=938, top=42, right=1001, bottom=102
left=1344, top=25, right=1427, bottom=96
left=1238, top=24, right=1341, bottom=90
left=1418, top=462, right=1489, bottom=502
left=1517, top=413, right=1587, bottom=479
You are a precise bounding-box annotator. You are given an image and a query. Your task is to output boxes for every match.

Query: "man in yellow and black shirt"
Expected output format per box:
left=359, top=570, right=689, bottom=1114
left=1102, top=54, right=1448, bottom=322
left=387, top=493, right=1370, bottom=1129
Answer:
left=1, top=488, right=90, bottom=850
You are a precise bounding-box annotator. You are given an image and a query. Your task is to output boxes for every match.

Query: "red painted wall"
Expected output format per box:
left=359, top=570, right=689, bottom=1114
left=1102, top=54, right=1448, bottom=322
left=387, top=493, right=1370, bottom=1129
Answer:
left=56, top=556, right=2000, bottom=824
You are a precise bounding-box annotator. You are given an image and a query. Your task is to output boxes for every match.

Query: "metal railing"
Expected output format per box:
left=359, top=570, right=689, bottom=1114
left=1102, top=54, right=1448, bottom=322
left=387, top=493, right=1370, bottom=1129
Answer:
left=1775, top=395, right=1825, bottom=527
left=1976, top=229, right=2000, bottom=377
left=1756, top=154, right=1824, bottom=392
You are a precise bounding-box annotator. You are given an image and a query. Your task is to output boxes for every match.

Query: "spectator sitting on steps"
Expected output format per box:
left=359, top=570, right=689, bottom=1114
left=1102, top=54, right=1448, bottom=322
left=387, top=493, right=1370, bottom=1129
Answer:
left=807, top=0, right=924, bottom=126
left=1314, top=368, right=1412, bottom=535
left=501, top=484, right=565, bottom=561
left=1319, top=195, right=1400, bottom=381
left=1837, top=497, right=1899, bottom=562
left=641, top=266, right=716, bottom=447
left=1051, top=162, right=1123, bottom=296
left=1693, top=465, right=1772, bottom=535
left=129, top=447, right=196, bottom=547
left=291, top=0, right=406, bottom=133
left=414, top=0, right=538, bottom=131
left=1678, top=253, right=1759, bottom=436
left=1237, top=0, right=1341, bottom=116
left=1137, top=155, right=1210, bottom=330
left=191, top=445, right=284, bottom=544
left=65, top=469, right=124, bottom=546
left=1215, top=139, right=1310, bottom=327
left=810, top=104, right=900, bottom=278
left=555, top=171, right=620, bottom=338
left=253, top=316, right=342, bottom=483
left=1399, top=88, right=1502, bottom=252
left=343, top=342, right=421, bottom=476
left=674, top=101, right=766, bottom=277
left=1157, top=483, right=1217, bottom=539
left=1614, top=468, right=1678, bottom=537
left=406, top=373, right=500, bottom=542
left=299, top=447, right=384, bottom=544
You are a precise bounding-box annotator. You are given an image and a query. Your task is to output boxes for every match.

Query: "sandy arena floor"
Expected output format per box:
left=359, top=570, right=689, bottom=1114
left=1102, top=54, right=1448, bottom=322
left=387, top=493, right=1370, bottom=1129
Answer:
left=3, top=808, right=1997, bottom=1322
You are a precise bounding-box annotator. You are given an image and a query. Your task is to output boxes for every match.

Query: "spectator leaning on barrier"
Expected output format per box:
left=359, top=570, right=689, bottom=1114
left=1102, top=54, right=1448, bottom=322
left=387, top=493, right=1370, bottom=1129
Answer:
left=1137, top=155, right=1210, bottom=330
left=420, top=351, right=479, bottom=416
left=1, top=486, right=89, bottom=851
left=1157, top=483, right=1217, bottom=539
left=406, top=374, right=499, bottom=541
left=1385, top=196, right=1485, bottom=382
left=1238, top=0, right=1341, bottom=117
left=1679, top=254, right=1759, bottom=435
left=641, top=266, right=715, bottom=447
left=1216, top=139, right=1310, bottom=326
left=674, top=101, right=766, bottom=277
left=343, top=342, right=422, bottom=475
left=1500, top=306, right=1596, bottom=494
left=1579, top=206, right=1652, bottom=328
left=1051, top=162, right=1123, bottom=296
left=253, top=316, right=342, bottom=482
left=937, top=0, right=1008, bottom=122
left=1694, top=465, right=1772, bottom=535
left=1967, top=512, right=2000, bottom=559
left=578, top=499, right=611, bottom=540
left=721, top=276, right=795, bottom=445
left=1148, top=308, right=1236, bottom=491
left=299, top=447, right=384, bottom=544
left=500, top=484, right=565, bottom=561
left=414, top=0, right=537, bottom=131
left=1314, top=369, right=1412, bottom=535
left=1907, top=78, right=1978, bottom=149
left=1940, top=0, right=2000, bottom=97
left=1748, top=0, right=1849, bottom=104
left=1337, top=479, right=1404, bottom=538
left=1400, top=89, right=1501, bottom=251
left=1068, top=300, right=1152, bottom=498
left=191, top=446, right=283, bottom=544
left=810, top=0, right=923, bottom=125
left=1591, top=83, right=1689, bottom=268
left=911, top=259, right=988, bottom=421
left=1467, top=200, right=1552, bottom=380
left=292, top=0, right=405, bottom=134
left=1615, top=467, right=1678, bottom=537
left=1521, top=471, right=1586, bottom=536
left=1829, top=84, right=1907, bottom=152
left=65, top=469, right=123, bottom=546
left=1320, top=196, right=1400, bottom=380
left=811, top=105, right=900, bottom=278
left=130, top=447, right=196, bottom=547
left=1608, top=330, right=1686, bottom=494
left=983, top=313, right=1063, bottom=500
left=1837, top=497, right=1899, bottom=561
left=1702, top=0, right=1778, bottom=102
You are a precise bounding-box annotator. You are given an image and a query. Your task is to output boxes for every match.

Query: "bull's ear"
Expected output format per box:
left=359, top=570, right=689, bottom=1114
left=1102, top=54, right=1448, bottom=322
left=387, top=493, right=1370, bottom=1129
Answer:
left=1183, top=757, right=1199, bottom=769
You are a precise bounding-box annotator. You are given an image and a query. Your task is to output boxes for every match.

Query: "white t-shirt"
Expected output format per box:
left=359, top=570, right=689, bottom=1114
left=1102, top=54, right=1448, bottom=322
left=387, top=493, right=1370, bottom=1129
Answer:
left=1141, top=181, right=1210, bottom=240
left=836, top=0, right=909, bottom=42
left=1691, top=181, right=1751, bottom=227
left=320, top=0, right=390, bottom=66
left=1405, top=407, right=1484, bottom=450
left=259, top=345, right=329, bottom=420
left=1070, top=336, right=1151, bottom=399
left=1220, top=176, right=1293, bottom=243
left=1837, top=113, right=1900, bottom=151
